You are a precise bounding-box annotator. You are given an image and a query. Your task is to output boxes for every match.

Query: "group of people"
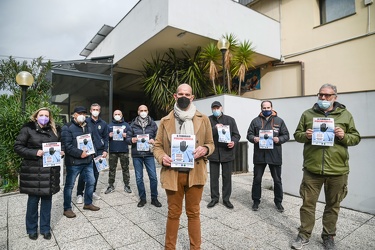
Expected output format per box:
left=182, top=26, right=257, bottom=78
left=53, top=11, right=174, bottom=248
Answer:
left=14, top=83, right=360, bottom=250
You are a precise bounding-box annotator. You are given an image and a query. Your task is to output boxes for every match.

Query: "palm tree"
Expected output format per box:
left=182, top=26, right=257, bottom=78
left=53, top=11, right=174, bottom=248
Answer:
left=200, top=43, right=221, bottom=94
left=142, top=47, right=209, bottom=115
left=223, top=33, right=239, bottom=92
left=232, top=40, right=255, bottom=95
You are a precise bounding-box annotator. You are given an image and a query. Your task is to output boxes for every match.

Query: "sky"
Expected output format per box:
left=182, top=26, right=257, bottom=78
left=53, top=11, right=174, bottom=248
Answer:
left=0, top=0, right=139, bottom=62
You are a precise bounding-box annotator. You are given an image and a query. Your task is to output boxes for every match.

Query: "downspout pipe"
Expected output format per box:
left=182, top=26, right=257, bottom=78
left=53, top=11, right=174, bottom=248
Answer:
left=272, top=61, right=305, bottom=96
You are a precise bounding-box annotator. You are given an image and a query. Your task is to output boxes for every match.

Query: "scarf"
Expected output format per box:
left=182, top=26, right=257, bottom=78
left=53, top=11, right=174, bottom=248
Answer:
left=174, top=102, right=196, bottom=134
left=136, top=116, right=149, bottom=129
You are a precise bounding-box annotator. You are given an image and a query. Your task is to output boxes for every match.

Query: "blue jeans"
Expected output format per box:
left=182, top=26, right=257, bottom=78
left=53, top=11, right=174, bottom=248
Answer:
left=64, top=163, right=95, bottom=210
left=77, top=161, right=99, bottom=195
left=133, top=156, right=158, bottom=200
left=26, top=195, right=52, bottom=234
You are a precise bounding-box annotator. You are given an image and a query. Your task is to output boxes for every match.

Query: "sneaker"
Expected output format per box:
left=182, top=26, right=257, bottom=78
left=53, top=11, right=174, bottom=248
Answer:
left=291, top=235, right=309, bottom=249
left=83, top=204, right=100, bottom=211
left=92, top=192, right=101, bottom=200
left=105, top=186, right=115, bottom=194
left=63, top=209, right=76, bottom=218
left=76, top=195, right=83, bottom=204
left=276, top=203, right=284, bottom=212
left=151, top=198, right=162, bottom=207
left=252, top=202, right=259, bottom=211
left=137, top=199, right=146, bottom=207
left=124, top=185, right=132, bottom=193
left=323, top=236, right=335, bottom=250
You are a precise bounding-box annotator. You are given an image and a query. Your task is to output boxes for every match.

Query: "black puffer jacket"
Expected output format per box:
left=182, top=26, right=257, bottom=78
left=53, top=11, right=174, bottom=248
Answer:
left=126, top=116, right=158, bottom=158
left=61, top=119, right=94, bottom=166
left=14, top=122, right=61, bottom=196
left=247, top=110, right=290, bottom=165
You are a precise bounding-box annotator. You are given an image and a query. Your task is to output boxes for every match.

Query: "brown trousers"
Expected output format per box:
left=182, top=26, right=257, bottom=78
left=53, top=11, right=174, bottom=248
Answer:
left=165, top=172, right=204, bottom=250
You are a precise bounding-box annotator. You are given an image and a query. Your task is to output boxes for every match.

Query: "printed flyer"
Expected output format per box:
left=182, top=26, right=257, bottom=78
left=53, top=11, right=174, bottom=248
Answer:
left=171, top=134, right=195, bottom=168
left=42, top=142, right=62, bottom=167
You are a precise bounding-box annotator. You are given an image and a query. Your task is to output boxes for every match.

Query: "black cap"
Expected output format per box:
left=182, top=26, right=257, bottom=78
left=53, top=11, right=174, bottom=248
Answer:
left=211, top=101, right=222, bottom=108
left=73, top=106, right=87, bottom=113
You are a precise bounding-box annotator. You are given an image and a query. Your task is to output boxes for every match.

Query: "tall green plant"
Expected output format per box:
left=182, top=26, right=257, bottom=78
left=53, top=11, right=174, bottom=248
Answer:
left=232, top=40, right=255, bottom=95
left=223, top=33, right=239, bottom=92
left=0, top=57, right=60, bottom=192
left=200, top=43, right=221, bottom=94
left=142, top=47, right=209, bottom=115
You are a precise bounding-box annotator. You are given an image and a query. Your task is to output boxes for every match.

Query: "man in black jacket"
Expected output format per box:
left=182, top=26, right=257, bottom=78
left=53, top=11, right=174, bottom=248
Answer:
left=247, top=100, right=289, bottom=212
left=126, top=105, right=162, bottom=208
left=207, top=101, right=241, bottom=209
left=61, top=106, right=100, bottom=218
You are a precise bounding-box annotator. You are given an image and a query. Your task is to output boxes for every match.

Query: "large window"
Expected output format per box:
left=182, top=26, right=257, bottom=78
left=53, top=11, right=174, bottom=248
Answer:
left=320, top=0, right=355, bottom=24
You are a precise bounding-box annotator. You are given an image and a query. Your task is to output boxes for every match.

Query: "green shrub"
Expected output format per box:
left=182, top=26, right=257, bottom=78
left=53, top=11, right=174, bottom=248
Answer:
left=0, top=57, right=61, bottom=192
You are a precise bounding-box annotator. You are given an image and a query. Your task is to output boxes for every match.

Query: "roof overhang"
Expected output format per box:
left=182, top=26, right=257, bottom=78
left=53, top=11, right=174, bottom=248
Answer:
left=86, top=0, right=281, bottom=74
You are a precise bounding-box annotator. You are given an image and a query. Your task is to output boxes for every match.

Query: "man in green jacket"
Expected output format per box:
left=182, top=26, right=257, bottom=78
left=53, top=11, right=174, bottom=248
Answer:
left=291, top=84, right=361, bottom=250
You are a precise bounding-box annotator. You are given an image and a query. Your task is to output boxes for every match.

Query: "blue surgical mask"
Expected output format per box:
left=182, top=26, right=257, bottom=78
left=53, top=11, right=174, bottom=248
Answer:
left=317, top=100, right=332, bottom=110
left=262, top=110, right=272, bottom=117
left=213, top=110, right=221, bottom=117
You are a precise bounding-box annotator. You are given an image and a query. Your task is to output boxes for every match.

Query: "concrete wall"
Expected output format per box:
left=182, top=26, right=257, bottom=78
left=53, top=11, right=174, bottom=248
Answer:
left=193, top=91, right=375, bottom=214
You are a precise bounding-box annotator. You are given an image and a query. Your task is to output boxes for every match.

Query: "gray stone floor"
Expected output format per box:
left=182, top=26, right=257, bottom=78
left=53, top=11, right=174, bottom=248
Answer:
left=1, top=167, right=374, bottom=250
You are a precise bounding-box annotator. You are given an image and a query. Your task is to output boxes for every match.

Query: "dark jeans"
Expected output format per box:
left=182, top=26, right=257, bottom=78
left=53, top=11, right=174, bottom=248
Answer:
left=252, top=164, right=283, bottom=204
left=26, top=195, right=52, bottom=234
left=298, top=170, right=348, bottom=240
left=108, top=152, right=130, bottom=186
left=133, top=156, right=158, bottom=200
left=64, top=163, right=95, bottom=210
left=209, top=161, right=233, bottom=202
left=77, top=161, right=99, bottom=195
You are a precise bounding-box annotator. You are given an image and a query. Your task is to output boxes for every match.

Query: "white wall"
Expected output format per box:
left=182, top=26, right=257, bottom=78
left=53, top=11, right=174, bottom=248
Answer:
left=193, top=91, right=375, bottom=214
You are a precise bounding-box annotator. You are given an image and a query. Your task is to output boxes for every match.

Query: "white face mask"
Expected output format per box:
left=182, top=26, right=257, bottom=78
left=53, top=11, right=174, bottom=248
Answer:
left=114, top=115, right=121, bottom=121
left=140, top=111, right=148, bottom=119
left=77, top=115, right=86, bottom=123
left=91, top=111, right=99, bottom=117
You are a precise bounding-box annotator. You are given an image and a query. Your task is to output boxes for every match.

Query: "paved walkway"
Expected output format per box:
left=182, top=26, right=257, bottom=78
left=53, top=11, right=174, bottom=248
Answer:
left=1, top=167, right=374, bottom=250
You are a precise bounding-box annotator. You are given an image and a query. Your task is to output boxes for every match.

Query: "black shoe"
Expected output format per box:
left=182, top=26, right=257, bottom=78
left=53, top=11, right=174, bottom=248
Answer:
left=223, top=200, right=234, bottom=209
left=207, top=200, right=218, bottom=208
left=276, top=203, right=284, bottom=212
left=28, top=233, right=38, bottom=240
left=137, top=199, right=146, bottom=207
left=42, top=232, right=52, bottom=240
left=252, top=202, right=259, bottom=211
left=151, top=198, right=162, bottom=207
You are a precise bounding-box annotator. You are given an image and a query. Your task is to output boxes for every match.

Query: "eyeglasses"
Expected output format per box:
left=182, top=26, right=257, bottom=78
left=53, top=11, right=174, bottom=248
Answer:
left=317, top=93, right=336, bottom=98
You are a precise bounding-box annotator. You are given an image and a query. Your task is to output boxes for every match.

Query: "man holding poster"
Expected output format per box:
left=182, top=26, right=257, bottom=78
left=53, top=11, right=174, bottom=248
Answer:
left=247, top=100, right=289, bottom=212
left=292, top=84, right=361, bottom=250
left=153, top=83, right=214, bottom=250
left=207, top=101, right=240, bottom=209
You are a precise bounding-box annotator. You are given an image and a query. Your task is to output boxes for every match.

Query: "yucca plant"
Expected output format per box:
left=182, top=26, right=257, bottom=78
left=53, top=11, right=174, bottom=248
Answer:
left=223, top=33, right=239, bottom=92
left=232, top=40, right=255, bottom=95
left=200, top=43, right=221, bottom=94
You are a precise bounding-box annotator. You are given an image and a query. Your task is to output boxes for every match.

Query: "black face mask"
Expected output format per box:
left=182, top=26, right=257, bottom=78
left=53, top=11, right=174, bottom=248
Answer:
left=222, top=129, right=226, bottom=135
left=177, top=97, right=191, bottom=110
left=83, top=139, right=88, bottom=145
left=49, top=147, right=55, bottom=155
left=264, top=134, right=269, bottom=140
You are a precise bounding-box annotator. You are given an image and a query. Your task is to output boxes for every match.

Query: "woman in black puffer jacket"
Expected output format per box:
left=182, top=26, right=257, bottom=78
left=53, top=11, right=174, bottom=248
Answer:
left=14, top=107, right=64, bottom=241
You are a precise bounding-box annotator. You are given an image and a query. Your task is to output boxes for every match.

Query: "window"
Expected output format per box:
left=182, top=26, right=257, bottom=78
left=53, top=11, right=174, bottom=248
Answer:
left=320, top=0, right=355, bottom=24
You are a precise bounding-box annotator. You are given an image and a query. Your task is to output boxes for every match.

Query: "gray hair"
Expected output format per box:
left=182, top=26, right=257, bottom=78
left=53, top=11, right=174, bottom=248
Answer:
left=319, top=84, right=337, bottom=94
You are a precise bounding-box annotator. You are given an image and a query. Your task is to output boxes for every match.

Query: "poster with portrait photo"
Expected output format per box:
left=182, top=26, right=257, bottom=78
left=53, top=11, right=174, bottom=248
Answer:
left=171, top=134, right=195, bottom=168
left=113, top=125, right=125, bottom=141
left=42, top=142, right=62, bottom=167
left=312, top=117, right=335, bottom=146
left=94, top=156, right=108, bottom=172
left=137, top=134, right=150, bottom=151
